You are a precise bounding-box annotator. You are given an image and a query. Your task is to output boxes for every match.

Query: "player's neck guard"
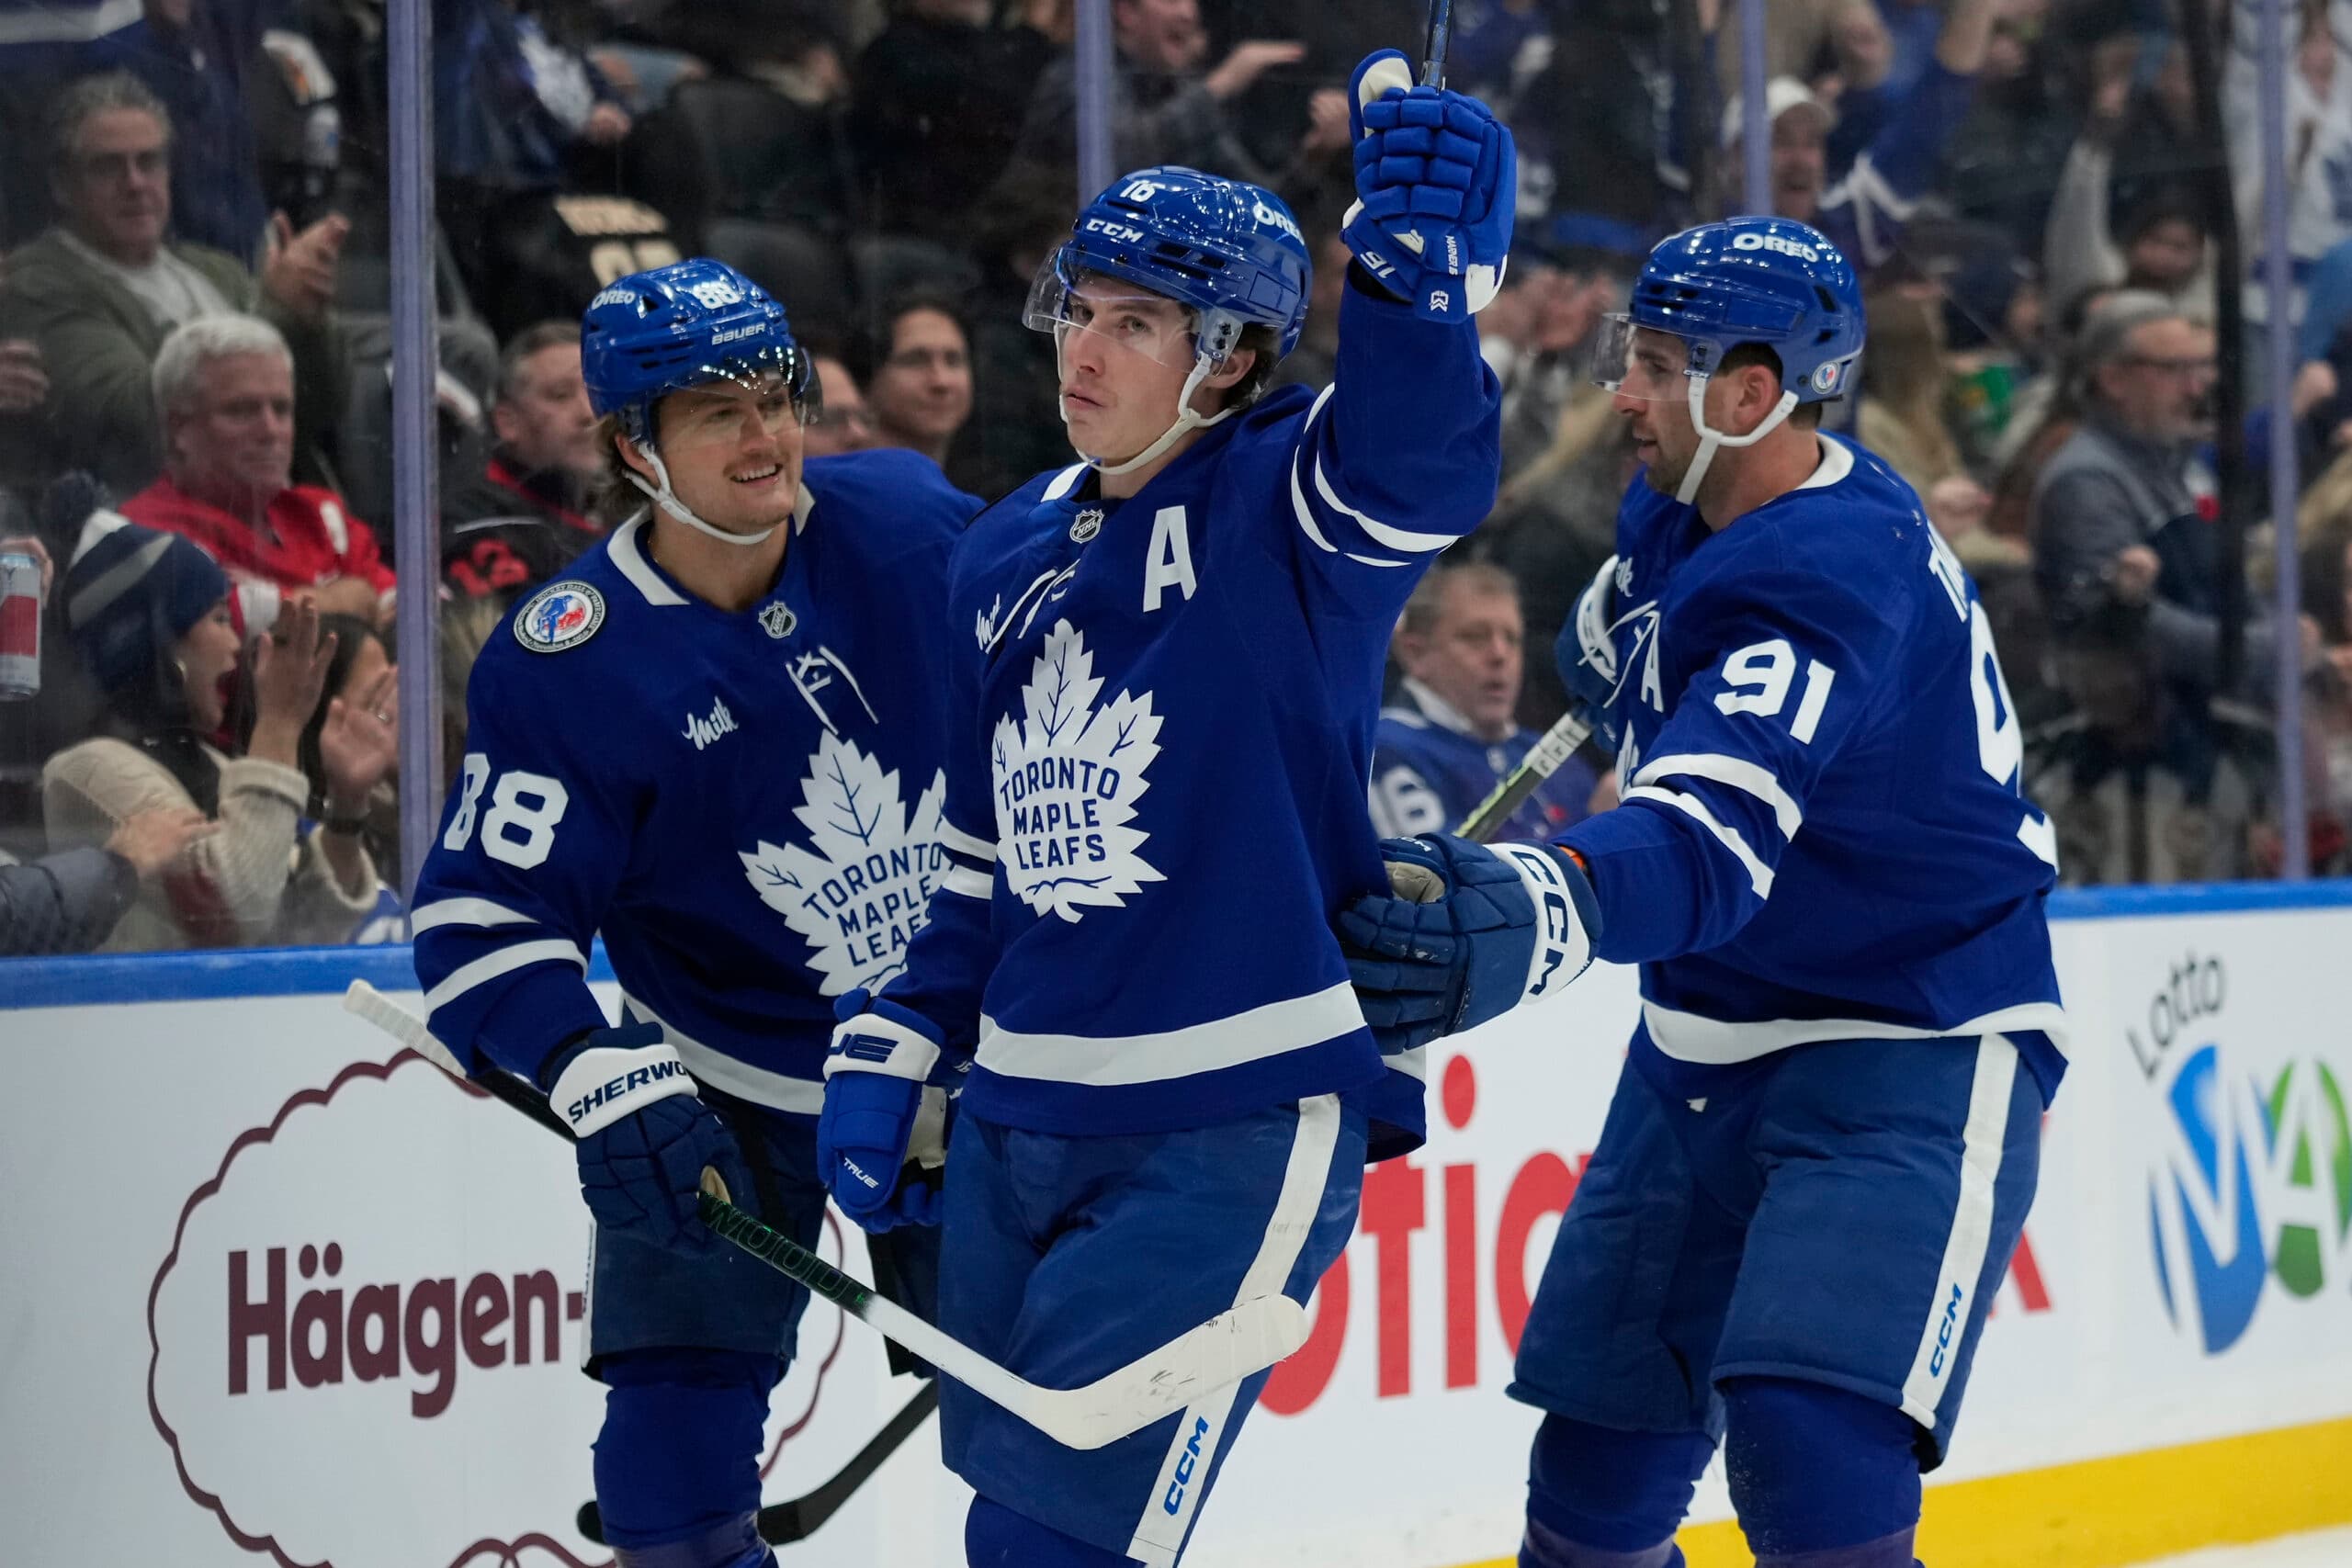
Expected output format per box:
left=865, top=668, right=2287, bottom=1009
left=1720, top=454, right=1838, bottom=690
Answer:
left=1077, top=352, right=1239, bottom=479
left=1677, top=377, right=1800, bottom=506
left=626, top=441, right=783, bottom=547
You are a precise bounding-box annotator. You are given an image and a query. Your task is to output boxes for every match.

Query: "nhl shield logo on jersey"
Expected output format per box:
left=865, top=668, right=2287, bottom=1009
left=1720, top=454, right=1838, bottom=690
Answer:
left=513, top=581, right=605, bottom=653
left=759, top=601, right=797, bottom=639
left=992, top=618, right=1164, bottom=921
left=738, top=731, right=949, bottom=994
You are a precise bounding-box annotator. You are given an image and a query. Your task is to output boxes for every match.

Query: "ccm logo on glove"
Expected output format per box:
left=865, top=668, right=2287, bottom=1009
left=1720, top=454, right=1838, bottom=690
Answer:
left=1493, top=843, right=1585, bottom=998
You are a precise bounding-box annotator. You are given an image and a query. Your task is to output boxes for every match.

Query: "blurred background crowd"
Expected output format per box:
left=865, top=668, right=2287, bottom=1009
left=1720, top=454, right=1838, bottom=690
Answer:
left=0, top=0, right=2346, bottom=956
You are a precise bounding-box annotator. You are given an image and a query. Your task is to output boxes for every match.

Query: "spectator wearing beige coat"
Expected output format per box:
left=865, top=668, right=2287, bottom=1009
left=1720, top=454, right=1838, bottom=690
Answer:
left=40, top=513, right=393, bottom=951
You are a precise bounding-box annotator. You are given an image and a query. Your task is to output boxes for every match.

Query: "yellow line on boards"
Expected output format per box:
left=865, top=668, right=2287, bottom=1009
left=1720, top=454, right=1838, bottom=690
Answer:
left=1448, top=1415, right=2352, bottom=1568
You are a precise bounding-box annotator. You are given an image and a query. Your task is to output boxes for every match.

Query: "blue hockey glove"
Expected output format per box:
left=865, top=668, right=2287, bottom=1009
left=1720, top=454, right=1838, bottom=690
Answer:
left=1339, top=834, right=1600, bottom=1054
left=543, top=1022, right=750, bottom=1257
left=1557, top=555, right=1626, bottom=750
left=1341, top=48, right=1516, bottom=323
left=820, top=990, right=948, bottom=1234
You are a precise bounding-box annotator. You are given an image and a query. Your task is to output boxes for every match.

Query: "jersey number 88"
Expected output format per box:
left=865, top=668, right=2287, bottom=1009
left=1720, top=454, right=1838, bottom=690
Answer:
left=443, top=753, right=571, bottom=870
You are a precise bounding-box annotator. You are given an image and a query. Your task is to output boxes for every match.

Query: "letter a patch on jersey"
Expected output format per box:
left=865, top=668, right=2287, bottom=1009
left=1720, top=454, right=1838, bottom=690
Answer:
left=992, top=619, right=1164, bottom=922
left=739, top=731, right=948, bottom=995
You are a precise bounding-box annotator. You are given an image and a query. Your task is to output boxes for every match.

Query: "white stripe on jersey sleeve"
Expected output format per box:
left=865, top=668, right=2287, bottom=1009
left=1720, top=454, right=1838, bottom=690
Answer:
left=1623, top=784, right=1777, bottom=897
left=942, top=866, right=993, bottom=899
left=423, top=938, right=589, bottom=1013
left=409, top=897, right=537, bottom=934
left=1310, top=453, right=1459, bottom=555
left=1632, top=752, right=1804, bottom=840
left=938, top=820, right=994, bottom=861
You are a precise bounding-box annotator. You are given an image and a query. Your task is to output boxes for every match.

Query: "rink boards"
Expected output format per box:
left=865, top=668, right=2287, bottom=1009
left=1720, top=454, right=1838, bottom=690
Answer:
left=4, top=882, right=2352, bottom=1567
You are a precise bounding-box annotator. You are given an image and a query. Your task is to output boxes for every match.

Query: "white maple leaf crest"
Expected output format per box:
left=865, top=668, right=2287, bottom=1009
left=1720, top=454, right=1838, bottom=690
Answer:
left=738, top=731, right=948, bottom=995
left=992, top=618, right=1164, bottom=922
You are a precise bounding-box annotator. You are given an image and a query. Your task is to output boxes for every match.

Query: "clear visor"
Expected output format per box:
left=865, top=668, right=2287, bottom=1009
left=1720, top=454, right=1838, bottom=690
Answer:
left=1024, top=258, right=1204, bottom=369
left=657, top=356, right=820, bottom=448
left=1587, top=314, right=1727, bottom=402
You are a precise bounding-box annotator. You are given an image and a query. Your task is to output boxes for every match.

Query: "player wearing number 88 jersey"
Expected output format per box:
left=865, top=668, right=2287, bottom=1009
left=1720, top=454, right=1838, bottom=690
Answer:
left=1340, top=219, right=2063, bottom=1568
left=411, top=258, right=978, bottom=1568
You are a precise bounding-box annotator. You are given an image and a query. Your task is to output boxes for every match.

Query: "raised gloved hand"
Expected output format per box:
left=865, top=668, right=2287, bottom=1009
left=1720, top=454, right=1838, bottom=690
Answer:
left=1557, top=554, right=1627, bottom=750
left=820, top=990, right=950, bottom=1233
left=1340, top=48, right=1517, bottom=323
left=1339, top=833, right=1599, bottom=1054
left=544, top=1021, right=750, bottom=1256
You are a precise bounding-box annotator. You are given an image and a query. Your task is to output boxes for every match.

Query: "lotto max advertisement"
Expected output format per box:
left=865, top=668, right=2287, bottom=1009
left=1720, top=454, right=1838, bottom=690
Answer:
left=4, top=893, right=2351, bottom=1568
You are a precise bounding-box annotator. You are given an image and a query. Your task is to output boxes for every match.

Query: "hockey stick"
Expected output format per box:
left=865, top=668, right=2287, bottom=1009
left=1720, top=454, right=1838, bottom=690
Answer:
left=575, top=1381, right=942, bottom=1547
left=1420, top=0, right=1453, bottom=87
left=340, top=982, right=941, bottom=1545
left=342, top=981, right=1309, bottom=1451
left=1454, top=707, right=1596, bottom=844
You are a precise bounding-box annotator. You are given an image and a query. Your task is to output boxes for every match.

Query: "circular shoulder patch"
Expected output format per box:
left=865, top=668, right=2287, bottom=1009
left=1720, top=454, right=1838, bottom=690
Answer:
left=514, top=581, right=606, bottom=653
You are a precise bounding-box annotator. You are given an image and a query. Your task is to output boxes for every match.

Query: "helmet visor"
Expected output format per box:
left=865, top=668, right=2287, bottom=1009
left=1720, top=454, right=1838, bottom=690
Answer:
left=655, top=359, right=820, bottom=451
left=1025, top=255, right=1202, bottom=369
left=1587, top=314, right=1729, bottom=402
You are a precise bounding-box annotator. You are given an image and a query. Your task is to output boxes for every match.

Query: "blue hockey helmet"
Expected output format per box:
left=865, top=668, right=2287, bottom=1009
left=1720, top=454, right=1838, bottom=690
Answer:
left=1591, top=218, right=1864, bottom=502
left=1594, top=216, right=1864, bottom=405
left=1028, top=165, right=1313, bottom=366
left=581, top=256, right=817, bottom=448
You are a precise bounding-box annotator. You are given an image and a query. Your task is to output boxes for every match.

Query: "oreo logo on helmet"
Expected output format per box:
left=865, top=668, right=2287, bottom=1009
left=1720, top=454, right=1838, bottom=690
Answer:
left=1252, top=198, right=1303, bottom=242
left=590, top=285, right=635, bottom=310
left=514, top=581, right=606, bottom=654
left=1732, top=231, right=1820, bottom=262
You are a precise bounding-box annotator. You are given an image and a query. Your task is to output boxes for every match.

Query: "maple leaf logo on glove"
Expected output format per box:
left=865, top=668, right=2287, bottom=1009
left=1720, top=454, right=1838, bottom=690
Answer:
left=739, top=731, right=949, bottom=994
left=991, top=619, right=1164, bottom=922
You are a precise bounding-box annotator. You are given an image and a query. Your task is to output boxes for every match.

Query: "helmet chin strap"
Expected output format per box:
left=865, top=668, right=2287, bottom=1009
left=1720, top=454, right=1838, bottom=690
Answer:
left=1674, top=376, right=1801, bottom=506
left=627, top=441, right=783, bottom=547
left=1063, top=346, right=1238, bottom=478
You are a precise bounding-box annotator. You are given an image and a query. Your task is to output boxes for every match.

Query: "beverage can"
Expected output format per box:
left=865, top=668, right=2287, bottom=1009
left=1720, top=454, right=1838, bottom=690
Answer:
left=0, top=548, right=42, bottom=700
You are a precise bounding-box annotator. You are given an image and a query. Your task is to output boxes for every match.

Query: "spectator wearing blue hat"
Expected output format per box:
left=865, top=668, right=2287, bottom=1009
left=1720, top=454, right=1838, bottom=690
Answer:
left=40, top=511, right=392, bottom=950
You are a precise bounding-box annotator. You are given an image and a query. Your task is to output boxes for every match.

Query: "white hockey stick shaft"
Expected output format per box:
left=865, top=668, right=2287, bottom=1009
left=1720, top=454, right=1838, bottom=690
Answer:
left=342, top=981, right=1306, bottom=1450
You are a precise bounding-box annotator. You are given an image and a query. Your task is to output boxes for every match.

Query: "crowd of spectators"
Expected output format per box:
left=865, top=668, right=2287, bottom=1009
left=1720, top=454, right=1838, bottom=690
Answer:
left=7, top=0, right=2352, bottom=954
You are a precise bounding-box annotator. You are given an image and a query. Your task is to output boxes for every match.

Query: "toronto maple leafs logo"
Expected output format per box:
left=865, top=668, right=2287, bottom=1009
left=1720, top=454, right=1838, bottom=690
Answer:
left=739, top=731, right=948, bottom=995
left=992, top=619, right=1163, bottom=921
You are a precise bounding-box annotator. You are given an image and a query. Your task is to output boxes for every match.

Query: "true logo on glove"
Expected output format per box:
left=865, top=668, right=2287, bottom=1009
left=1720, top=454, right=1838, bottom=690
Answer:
left=834, top=1032, right=897, bottom=1065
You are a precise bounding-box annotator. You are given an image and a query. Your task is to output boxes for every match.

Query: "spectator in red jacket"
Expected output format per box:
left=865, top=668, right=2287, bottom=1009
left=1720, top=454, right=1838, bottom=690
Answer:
left=121, top=312, right=391, bottom=633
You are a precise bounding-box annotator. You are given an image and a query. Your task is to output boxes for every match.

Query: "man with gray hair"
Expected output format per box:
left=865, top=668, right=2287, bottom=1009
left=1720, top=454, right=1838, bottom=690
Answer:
left=0, top=70, right=347, bottom=496
left=119, top=314, right=390, bottom=630
left=1369, top=561, right=1601, bottom=841
left=2031, top=290, right=2314, bottom=705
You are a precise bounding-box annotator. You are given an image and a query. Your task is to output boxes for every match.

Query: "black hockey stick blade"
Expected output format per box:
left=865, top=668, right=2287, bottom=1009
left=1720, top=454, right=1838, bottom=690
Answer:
left=575, top=1382, right=940, bottom=1546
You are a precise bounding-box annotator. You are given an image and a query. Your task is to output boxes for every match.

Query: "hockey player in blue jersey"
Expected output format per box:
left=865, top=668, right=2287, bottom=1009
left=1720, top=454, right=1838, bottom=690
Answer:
left=1340, top=218, right=2064, bottom=1568
left=1371, top=561, right=1601, bottom=840
left=409, top=258, right=976, bottom=1568
left=814, top=50, right=1510, bottom=1568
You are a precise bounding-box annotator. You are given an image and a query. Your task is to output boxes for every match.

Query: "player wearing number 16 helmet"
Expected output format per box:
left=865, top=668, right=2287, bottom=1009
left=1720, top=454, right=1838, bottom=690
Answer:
left=1340, top=217, right=2066, bottom=1568
left=822, top=47, right=1514, bottom=1568
left=411, top=258, right=979, bottom=1568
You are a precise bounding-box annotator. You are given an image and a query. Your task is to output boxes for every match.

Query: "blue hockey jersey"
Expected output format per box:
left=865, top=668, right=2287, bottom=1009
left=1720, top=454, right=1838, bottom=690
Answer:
left=1562, top=434, right=2068, bottom=1100
left=1369, top=677, right=1600, bottom=842
left=882, top=282, right=1502, bottom=1156
left=411, top=449, right=977, bottom=1109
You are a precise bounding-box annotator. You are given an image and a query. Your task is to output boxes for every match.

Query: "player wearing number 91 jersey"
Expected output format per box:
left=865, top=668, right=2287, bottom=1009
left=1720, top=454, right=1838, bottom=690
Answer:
left=1340, top=219, right=2063, bottom=1568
